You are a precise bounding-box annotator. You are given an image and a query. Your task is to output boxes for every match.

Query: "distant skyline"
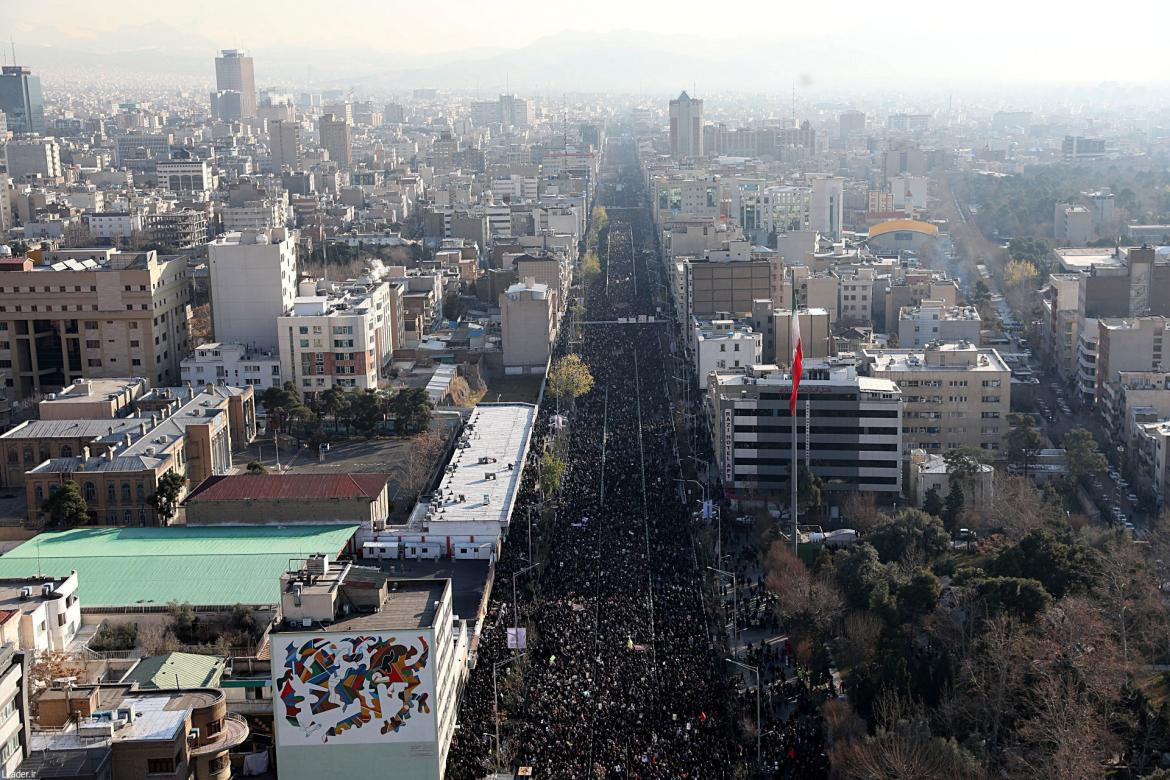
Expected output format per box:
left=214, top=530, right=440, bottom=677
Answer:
left=4, top=1, right=1170, bottom=91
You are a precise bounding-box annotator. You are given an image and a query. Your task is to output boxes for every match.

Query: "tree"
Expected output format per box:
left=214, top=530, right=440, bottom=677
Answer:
left=989, top=528, right=1099, bottom=600
left=262, top=382, right=310, bottom=435
left=390, top=387, right=432, bottom=435
left=580, top=252, right=601, bottom=282
left=148, top=470, right=186, bottom=523
left=399, top=430, right=444, bottom=502
left=867, top=509, right=951, bottom=565
left=1063, top=427, right=1106, bottom=481
left=796, top=463, right=824, bottom=514
left=840, top=491, right=882, bottom=533
left=1004, top=259, right=1040, bottom=290
left=972, top=576, right=1052, bottom=621
left=898, top=570, right=943, bottom=622
left=317, top=386, right=348, bottom=432
left=442, top=292, right=467, bottom=322
left=923, top=486, right=945, bottom=518
left=943, top=481, right=965, bottom=532
left=245, top=460, right=267, bottom=475
left=539, top=452, right=566, bottom=496
left=1008, top=412, right=1044, bottom=477
left=547, top=354, right=594, bottom=406
left=41, top=482, right=91, bottom=528
left=348, top=390, right=386, bottom=436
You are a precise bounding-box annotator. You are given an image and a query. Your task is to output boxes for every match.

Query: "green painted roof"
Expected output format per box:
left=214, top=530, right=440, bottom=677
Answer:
left=122, top=652, right=226, bottom=690
left=0, top=525, right=358, bottom=607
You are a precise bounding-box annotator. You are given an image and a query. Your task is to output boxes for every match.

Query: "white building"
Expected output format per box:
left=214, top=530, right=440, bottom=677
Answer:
left=694, top=319, right=762, bottom=389
left=810, top=177, right=844, bottom=241
left=85, top=212, right=142, bottom=241
left=897, top=302, right=981, bottom=348
left=180, top=342, right=282, bottom=390
left=0, top=571, right=81, bottom=652
left=366, top=403, right=536, bottom=562
left=669, top=91, right=703, bottom=159
left=908, top=449, right=995, bottom=511
left=208, top=228, right=298, bottom=352
left=1055, top=203, right=1091, bottom=246
left=155, top=159, right=212, bottom=193
left=272, top=560, right=463, bottom=780
left=277, top=276, right=394, bottom=395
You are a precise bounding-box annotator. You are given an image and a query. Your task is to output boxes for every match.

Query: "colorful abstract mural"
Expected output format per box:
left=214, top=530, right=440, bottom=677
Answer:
left=275, top=632, right=434, bottom=744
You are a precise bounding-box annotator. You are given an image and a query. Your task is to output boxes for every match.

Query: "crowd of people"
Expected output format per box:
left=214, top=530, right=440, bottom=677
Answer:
left=445, top=136, right=828, bottom=779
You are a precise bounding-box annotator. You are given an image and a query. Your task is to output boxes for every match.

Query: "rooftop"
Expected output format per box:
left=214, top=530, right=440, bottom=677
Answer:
left=864, top=345, right=1009, bottom=373
left=422, top=404, right=535, bottom=529
left=185, top=473, right=390, bottom=503
left=0, top=418, right=147, bottom=442
left=121, top=652, right=226, bottom=690
left=899, top=304, right=981, bottom=321
left=1053, top=247, right=1128, bottom=272
left=0, top=525, right=358, bottom=607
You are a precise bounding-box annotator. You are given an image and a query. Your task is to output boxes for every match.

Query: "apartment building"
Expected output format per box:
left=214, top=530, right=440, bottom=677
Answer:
left=278, top=277, right=394, bottom=395
left=318, top=113, right=353, bottom=168
left=180, top=342, right=282, bottom=390
left=4, top=136, right=61, bottom=182
left=0, top=644, right=28, bottom=778
left=897, top=302, right=981, bottom=348
left=208, top=228, right=298, bottom=352
left=863, top=343, right=1011, bottom=457
left=693, top=319, right=762, bottom=389
left=271, top=563, right=462, bottom=780
left=707, top=360, right=903, bottom=498
left=0, top=250, right=191, bottom=401
left=881, top=273, right=958, bottom=332
left=674, top=252, right=783, bottom=322
left=0, top=573, right=81, bottom=652
left=501, top=278, right=558, bottom=373
left=1095, top=316, right=1168, bottom=407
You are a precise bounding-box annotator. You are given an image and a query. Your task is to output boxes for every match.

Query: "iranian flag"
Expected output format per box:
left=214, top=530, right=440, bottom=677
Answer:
left=789, top=286, right=802, bottom=415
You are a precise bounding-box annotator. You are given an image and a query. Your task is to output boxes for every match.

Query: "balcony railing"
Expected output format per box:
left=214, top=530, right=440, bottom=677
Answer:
left=190, top=713, right=249, bottom=756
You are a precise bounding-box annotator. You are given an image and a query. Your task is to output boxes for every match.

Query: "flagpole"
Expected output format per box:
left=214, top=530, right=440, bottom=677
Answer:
left=791, top=379, right=798, bottom=555
left=790, top=271, right=799, bottom=556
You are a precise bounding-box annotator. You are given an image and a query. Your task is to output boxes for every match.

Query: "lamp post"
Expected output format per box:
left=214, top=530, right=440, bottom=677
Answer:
left=493, top=651, right=528, bottom=771
left=726, top=657, right=761, bottom=767
left=708, top=566, right=737, bottom=655
left=512, top=563, right=539, bottom=651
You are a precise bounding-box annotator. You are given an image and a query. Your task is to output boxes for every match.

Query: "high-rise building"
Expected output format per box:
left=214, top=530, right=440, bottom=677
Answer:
left=214, top=50, right=257, bottom=118
left=0, top=66, right=45, bottom=134
left=3, top=136, right=61, bottom=182
left=669, top=91, right=703, bottom=159
left=318, top=113, right=353, bottom=168
left=810, top=176, right=844, bottom=241
left=839, top=109, right=866, bottom=139
left=208, top=228, right=298, bottom=352
left=270, top=119, right=303, bottom=170
left=210, top=89, right=244, bottom=121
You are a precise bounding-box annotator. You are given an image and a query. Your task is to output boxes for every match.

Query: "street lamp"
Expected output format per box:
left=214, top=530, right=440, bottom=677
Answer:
left=708, top=566, right=737, bottom=655
left=493, top=651, right=528, bottom=771
left=512, top=563, right=540, bottom=651
left=726, top=657, right=761, bottom=767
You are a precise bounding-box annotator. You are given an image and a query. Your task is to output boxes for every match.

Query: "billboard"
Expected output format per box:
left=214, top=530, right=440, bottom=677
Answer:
left=274, top=630, right=436, bottom=746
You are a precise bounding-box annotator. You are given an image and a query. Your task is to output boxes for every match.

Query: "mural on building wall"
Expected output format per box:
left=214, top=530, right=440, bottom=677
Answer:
left=276, top=633, right=434, bottom=744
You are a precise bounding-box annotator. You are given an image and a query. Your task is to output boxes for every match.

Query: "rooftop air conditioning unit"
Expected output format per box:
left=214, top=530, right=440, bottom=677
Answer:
left=306, top=553, right=330, bottom=575
left=18, top=587, right=31, bottom=600
left=41, top=583, right=54, bottom=597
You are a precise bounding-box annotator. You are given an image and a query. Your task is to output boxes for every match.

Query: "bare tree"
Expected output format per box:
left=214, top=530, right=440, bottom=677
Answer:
left=840, top=492, right=882, bottom=534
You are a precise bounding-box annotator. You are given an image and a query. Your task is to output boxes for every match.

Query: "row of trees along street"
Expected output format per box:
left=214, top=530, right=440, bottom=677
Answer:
left=261, top=382, right=433, bottom=440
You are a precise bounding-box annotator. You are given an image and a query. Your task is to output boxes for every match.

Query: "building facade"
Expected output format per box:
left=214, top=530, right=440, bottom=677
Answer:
left=708, top=361, right=902, bottom=499
left=208, top=228, right=298, bottom=352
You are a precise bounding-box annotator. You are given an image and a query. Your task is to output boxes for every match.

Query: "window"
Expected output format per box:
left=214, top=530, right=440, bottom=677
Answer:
left=34, top=485, right=43, bottom=504
left=146, top=758, right=176, bottom=775
left=0, top=733, right=19, bottom=762
left=107, top=483, right=116, bottom=502
left=83, top=482, right=96, bottom=501
left=86, top=340, right=100, bottom=349
left=60, top=445, right=72, bottom=458
left=121, top=483, right=132, bottom=502
left=298, top=326, right=309, bottom=335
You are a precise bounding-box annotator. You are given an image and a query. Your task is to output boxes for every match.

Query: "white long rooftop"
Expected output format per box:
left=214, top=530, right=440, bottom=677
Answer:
left=426, top=404, right=536, bottom=528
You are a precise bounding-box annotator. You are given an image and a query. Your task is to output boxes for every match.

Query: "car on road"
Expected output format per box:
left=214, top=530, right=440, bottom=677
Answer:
left=1127, top=493, right=1139, bottom=503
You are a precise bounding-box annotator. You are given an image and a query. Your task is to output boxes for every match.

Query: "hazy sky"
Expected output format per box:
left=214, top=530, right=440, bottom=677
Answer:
left=3, top=0, right=1169, bottom=88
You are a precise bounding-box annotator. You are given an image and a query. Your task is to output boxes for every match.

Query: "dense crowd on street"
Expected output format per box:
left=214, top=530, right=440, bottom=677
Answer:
left=446, top=138, right=828, bottom=779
